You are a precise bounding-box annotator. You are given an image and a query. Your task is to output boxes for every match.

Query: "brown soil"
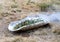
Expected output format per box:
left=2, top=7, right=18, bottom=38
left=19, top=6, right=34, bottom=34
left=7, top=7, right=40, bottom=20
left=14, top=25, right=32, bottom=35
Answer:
left=0, top=0, right=60, bottom=42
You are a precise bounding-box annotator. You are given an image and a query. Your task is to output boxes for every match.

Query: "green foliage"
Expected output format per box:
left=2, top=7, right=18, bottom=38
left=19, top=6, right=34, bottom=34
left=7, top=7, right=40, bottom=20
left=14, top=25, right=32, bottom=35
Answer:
left=12, top=0, right=16, bottom=2
left=37, top=3, right=51, bottom=11
left=0, top=4, right=3, bottom=12
left=11, top=4, right=18, bottom=8
left=16, top=9, right=22, bottom=12
left=53, top=30, right=60, bottom=35
left=26, top=0, right=31, bottom=5
left=14, top=19, right=43, bottom=29
left=52, top=0, right=60, bottom=5
left=11, top=0, right=18, bottom=8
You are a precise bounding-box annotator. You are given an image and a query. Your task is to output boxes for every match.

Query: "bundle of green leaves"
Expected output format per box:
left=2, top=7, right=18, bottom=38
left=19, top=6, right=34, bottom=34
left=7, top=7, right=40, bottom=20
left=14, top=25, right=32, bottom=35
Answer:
left=14, top=19, right=43, bottom=29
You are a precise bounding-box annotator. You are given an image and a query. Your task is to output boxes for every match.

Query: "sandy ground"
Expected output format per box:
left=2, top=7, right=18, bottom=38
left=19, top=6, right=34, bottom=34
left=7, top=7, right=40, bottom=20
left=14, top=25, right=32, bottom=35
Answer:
left=0, top=0, right=60, bottom=42
left=0, top=13, right=60, bottom=42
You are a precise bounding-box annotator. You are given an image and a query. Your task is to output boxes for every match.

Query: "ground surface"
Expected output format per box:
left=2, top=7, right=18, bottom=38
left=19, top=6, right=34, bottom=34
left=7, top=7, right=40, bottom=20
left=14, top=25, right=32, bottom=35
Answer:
left=0, top=0, right=60, bottom=42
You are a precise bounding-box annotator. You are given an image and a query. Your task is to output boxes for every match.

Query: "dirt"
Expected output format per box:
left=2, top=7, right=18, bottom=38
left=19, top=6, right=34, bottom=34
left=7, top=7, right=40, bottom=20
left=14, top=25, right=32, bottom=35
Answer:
left=0, top=0, right=60, bottom=42
left=0, top=13, right=60, bottom=42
